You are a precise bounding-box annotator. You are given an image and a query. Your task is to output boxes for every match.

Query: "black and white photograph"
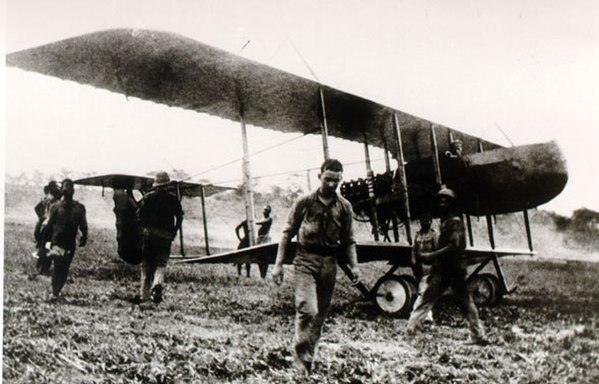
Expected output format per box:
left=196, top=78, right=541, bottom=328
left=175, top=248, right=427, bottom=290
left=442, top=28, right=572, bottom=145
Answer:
left=2, top=0, right=598, bottom=382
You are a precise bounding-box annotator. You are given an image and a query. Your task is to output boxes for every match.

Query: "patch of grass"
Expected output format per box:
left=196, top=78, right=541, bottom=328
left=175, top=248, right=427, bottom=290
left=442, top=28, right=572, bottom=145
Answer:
left=4, top=216, right=599, bottom=383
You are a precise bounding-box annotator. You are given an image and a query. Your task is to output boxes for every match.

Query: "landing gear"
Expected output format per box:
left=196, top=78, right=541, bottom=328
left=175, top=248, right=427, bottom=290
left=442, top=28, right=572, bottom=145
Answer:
left=372, top=275, right=414, bottom=317
left=467, top=273, right=500, bottom=306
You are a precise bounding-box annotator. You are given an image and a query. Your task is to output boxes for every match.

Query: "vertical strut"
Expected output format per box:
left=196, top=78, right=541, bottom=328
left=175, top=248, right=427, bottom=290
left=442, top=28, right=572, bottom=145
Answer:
left=175, top=182, right=185, bottom=256
left=523, top=209, right=533, bottom=251
left=466, top=214, right=474, bottom=247
left=485, top=215, right=496, bottom=250
left=199, top=184, right=210, bottom=255
left=393, top=113, right=412, bottom=245
left=430, top=124, right=443, bottom=189
left=364, top=141, right=380, bottom=241
left=240, top=109, right=256, bottom=246
left=319, top=88, right=330, bottom=160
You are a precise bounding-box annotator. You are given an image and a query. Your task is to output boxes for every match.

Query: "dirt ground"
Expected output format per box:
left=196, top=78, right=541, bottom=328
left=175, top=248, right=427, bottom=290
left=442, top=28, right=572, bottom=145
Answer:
left=3, top=219, right=598, bottom=383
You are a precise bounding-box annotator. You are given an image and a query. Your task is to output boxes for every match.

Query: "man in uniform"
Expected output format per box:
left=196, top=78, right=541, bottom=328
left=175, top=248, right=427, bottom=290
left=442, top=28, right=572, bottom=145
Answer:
left=137, top=171, right=183, bottom=303
left=272, top=159, right=360, bottom=372
left=411, top=214, right=438, bottom=323
left=43, top=179, right=88, bottom=301
left=405, top=187, right=488, bottom=345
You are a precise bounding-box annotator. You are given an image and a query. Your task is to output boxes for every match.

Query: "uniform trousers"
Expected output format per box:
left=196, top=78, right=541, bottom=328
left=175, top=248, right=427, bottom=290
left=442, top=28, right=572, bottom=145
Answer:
left=293, top=248, right=337, bottom=367
left=407, top=267, right=485, bottom=339
left=140, top=234, right=171, bottom=301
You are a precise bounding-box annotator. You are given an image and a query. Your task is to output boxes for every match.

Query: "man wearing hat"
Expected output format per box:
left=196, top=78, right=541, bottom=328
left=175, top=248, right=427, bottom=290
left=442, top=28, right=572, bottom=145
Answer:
left=137, top=171, right=183, bottom=303
left=405, top=187, right=488, bottom=345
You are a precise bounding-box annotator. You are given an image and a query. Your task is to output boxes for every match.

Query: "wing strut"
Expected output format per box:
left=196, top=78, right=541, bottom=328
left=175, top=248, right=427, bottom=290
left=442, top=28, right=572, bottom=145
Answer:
left=485, top=215, right=496, bottom=250
left=199, top=184, right=211, bottom=255
left=175, top=182, right=186, bottom=257
left=430, top=124, right=443, bottom=189
left=523, top=210, right=533, bottom=251
left=392, top=113, right=412, bottom=245
left=319, top=88, right=331, bottom=160
left=364, top=141, right=380, bottom=241
left=240, top=109, right=256, bottom=246
left=466, top=214, right=475, bottom=247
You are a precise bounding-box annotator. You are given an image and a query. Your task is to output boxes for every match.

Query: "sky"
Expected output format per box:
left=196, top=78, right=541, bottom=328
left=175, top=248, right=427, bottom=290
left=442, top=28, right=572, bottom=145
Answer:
left=2, top=0, right=599, bottom=215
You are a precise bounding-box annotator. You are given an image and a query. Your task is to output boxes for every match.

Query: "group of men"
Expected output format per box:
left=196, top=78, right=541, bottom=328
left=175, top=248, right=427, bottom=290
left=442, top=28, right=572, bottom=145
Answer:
left=33, top=171, right=183, bottom=304
left=235, top=204, right=273, bottom=278
left=33, top=160, right=489, bottom=374
left=33, top=179, right=88, bottom=302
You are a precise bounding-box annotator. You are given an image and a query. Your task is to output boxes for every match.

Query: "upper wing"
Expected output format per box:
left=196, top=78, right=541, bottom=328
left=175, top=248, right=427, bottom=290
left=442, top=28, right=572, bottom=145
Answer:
left=7, top=29, right=501, bottom=161
left=74, top=173, right=233, bottom=197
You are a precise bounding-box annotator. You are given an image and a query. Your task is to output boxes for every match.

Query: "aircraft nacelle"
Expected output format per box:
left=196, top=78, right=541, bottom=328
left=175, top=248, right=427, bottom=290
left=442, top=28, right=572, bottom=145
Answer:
left=341, top=140, right=568, bottom=228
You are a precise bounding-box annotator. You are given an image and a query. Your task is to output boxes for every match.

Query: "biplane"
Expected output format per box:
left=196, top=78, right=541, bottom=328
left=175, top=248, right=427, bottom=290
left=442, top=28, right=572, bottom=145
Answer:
left=73, top=173, right=233, bottom=263
left=7, top=29, right=568, bottom=315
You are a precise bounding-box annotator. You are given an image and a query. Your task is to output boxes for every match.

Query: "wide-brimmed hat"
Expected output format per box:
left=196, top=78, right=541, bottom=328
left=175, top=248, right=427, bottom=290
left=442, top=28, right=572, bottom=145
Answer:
left=153, top=171, right=171, bottom=187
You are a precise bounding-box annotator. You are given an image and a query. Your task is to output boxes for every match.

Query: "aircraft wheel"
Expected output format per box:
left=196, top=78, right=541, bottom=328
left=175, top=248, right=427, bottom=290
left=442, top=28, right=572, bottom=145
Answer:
left=399, top=274, right=418, bottom=304
left=373, top=275, right=412, bottom=317
left=480, top=273, right=502, bottom=304
left=467, top=274, right=497, bottom=306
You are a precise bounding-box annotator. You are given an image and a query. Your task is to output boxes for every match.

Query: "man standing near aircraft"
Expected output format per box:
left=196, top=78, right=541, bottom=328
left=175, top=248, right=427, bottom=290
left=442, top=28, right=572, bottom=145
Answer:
left=137, top=171, right=183, bottom=304
left=43, top=179, right=88, bottom=301
left=272, top=159, right=360, bottom=372
left=405, top=187, right=488, bottom=345
left=411, top=213, right=438, bottom=324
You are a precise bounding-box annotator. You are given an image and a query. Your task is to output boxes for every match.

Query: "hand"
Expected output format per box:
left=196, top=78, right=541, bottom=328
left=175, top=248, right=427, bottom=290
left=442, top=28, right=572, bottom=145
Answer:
left=271, top=265, right=284, bottom=285
left=349, top=266, right=361, bottom=285
left=79, top=237, right=87, bottom=247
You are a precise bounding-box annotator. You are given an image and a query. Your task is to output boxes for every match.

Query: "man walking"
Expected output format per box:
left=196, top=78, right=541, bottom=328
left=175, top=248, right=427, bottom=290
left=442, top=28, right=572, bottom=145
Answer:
left=405, top=187, right=488, bottom=345
left=43, top=179, right=88, bottom=301
left=33, top=180, right=62, bottom=275
left=271, top=159, right=360, bottom=372
left=137, top=171, right=183, bottom=304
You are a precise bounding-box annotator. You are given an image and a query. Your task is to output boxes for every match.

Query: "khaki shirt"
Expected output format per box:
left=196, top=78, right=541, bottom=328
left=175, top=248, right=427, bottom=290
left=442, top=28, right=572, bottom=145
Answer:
left=282, top=190, right=355, bottom=250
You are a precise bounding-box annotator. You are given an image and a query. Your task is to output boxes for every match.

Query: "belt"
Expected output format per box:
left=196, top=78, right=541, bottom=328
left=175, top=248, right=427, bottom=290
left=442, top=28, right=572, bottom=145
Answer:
left=299, top=244, right=340, bottom=256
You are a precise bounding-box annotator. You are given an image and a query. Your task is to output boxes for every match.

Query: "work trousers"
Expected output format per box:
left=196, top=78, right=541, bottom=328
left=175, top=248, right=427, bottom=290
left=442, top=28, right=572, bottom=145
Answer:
left=51, top=251, right=74, bottom=297
left=140, top=235, right=170, bottom=301
left=407, top=268, right=485, bottom=339
left=293, top=249, right=337, bottom=367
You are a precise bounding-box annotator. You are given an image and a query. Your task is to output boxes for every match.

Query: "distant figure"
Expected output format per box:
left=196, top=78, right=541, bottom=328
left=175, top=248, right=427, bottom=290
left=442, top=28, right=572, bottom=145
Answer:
left=445, top=139, right=463, bottom=158
left=43, top=179, right=88, bottom=301
left=405, top=187, right=489, bottom=345
left=272, top=159, right=361, bottom=373
left=255, top=205, right=274, bottom=279
left=235, top=219, right=251, bottom=277
left=113, top=189, right=142, bottom=264
left=137, top=171, right=183, bottom=304
left=33, top=180, right=62, bottom=275
left=411, top=214, right=438, bottom=323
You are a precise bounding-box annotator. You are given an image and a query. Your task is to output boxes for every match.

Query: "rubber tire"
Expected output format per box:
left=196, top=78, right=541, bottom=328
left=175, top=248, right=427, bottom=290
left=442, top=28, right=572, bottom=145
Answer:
left=373, top=275, right=413, bottom=317
left=399, top=274, right=418, bottom=304
left=467, top=274, right=497, bottom=306
left=479, top=273, right=501, bottom=304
